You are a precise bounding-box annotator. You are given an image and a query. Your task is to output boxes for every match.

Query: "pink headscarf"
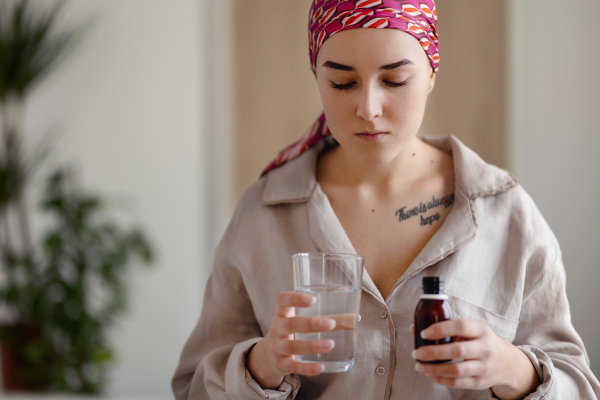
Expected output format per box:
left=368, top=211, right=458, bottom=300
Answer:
left=261, top=0, right=439, bottom=176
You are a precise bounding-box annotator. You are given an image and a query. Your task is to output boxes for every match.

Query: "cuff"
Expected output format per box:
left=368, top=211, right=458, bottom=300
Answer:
left=224, top=337, right=301, bottom=400
left=487, top=345, right=554, bottom=400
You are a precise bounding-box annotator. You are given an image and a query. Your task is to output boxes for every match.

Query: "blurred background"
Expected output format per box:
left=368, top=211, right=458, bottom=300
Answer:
left=0, top=0, right=598, bottom=398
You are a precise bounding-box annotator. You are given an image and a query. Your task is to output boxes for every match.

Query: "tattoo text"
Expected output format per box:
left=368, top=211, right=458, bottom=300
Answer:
left=395, top=194, right=455, bottom=226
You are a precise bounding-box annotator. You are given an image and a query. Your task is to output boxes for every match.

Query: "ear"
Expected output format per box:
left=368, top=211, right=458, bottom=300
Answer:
left=429, top=69, right=436, bottom=91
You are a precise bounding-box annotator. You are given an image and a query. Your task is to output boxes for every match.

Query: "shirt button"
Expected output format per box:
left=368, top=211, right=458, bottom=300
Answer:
left=376, top=365, right=386, bottom=376
left=379, top=309, right=388, bottom=319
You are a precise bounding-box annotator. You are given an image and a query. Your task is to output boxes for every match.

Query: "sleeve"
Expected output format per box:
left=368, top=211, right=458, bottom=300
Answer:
left=170, top=209, right=301, bottom=399
left=488, top=252, right=600, bottom=399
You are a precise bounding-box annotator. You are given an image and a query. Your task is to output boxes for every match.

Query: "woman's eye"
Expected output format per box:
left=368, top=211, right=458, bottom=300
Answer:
left=330, top=79, right=409, bottom=91
left=384, top=79, right=408, bottom=88
left=330, top=81, right=355, bottom=91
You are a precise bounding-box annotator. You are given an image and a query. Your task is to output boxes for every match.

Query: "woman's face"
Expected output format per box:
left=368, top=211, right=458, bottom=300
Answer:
left=315, top=28, right=435, bottom=167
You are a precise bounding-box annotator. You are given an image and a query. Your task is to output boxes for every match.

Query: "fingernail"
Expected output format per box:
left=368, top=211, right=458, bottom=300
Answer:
left=414, top=363, right=424, bottom=372
left=420, top=329, right=430, bottom=339
left=321, top=339, right=335, bottom=350
left=313, top=364, right=324, bottom=373
left=358, top=314, right=362, bottom=322
left=319, top=318, right=336, bottom=329
left=409, top=324, right=414, bottom=332
left=411, top=350, right=417, bottom=359
left=303, top=294, right=317, bottom=305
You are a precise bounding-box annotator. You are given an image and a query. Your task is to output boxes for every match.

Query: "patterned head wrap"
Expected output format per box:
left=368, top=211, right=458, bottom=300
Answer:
left=262, top=0, right=439, bottom=176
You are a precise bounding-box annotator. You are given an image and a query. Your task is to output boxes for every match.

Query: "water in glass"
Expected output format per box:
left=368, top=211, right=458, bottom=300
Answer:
left=295, top=284, right=361, bottom=372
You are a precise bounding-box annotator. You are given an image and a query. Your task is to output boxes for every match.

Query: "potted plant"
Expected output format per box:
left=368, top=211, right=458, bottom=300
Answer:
left=0, top=0, right=153, bottom=393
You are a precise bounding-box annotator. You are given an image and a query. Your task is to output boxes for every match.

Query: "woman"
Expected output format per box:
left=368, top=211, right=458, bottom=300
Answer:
left=172, top=1, right=600, bottom=399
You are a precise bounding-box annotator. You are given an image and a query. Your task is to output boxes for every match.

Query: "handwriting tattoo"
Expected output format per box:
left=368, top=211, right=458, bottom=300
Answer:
left=395, top=193, right=455, bottom=227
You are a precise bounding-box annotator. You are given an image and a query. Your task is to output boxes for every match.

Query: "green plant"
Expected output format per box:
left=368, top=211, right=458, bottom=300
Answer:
left=1, top=170, right=153, bottom=392
left=0, top=0, right=78, bottom=102
left=0, top=0, right=154, bottom=393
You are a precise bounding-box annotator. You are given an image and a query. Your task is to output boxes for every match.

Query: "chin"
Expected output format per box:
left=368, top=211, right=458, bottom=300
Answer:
left=346, top=146, right=401, bottom=167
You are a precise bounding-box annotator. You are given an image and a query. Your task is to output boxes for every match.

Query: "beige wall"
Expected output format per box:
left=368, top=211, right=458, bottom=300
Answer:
left=233, top=0, right=320, bottom=198
left=422, top=1, right=506, bottom=168
left=507, top=0, right=600, bottom=375
left=233, top=1, right=506, bottom=198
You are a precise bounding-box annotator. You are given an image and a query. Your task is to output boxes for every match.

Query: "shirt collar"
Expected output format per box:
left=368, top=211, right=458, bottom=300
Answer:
left=260, top=135, right=518, bottom=205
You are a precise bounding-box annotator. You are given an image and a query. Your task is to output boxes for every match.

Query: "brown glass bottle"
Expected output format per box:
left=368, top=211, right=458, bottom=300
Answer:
left=414, top=276, right=454, bottom=364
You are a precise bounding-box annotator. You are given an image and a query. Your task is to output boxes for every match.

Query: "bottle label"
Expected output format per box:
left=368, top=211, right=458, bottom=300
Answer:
left=420, top=294, right=448, bottom=300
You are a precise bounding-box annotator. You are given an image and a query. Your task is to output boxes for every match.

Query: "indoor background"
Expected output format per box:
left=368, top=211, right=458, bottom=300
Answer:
left=0, top=0, right=598, bottom=398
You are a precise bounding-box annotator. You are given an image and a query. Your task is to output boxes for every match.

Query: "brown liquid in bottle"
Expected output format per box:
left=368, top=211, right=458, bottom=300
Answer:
left=414, top=276, right=454, bottom=364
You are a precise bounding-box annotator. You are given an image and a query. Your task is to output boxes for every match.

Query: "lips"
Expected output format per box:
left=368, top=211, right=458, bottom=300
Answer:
left=356, top=131, right=388, bottom=141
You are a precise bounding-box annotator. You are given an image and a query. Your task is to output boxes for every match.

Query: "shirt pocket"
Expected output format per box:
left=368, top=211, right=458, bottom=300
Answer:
left=446, top=294, right=519, bottom=343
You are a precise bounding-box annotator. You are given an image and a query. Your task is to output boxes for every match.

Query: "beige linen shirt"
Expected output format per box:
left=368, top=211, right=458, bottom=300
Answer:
left=172, top=135, right=600, bottom=400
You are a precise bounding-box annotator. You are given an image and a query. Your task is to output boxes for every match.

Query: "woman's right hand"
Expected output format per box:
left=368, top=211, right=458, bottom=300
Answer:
left=246, top=291, right=338, bottom=389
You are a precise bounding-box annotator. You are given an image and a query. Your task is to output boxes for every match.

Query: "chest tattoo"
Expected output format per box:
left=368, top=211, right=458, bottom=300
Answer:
left=395, top=193, right=455, bottom=227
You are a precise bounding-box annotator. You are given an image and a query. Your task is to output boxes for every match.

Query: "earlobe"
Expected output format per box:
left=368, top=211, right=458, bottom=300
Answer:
left=429, top=77, right=435, bottom=91
left=429, top=70, right=436, bottom=91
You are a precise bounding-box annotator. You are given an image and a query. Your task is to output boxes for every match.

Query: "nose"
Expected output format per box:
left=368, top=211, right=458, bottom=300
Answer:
left=356, top=82, right=383, bottom=122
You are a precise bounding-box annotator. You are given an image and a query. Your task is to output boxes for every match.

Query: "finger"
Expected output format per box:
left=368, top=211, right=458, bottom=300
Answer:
left=274, top=315, right=336, bottom=336
left=275, top=338, right=335, bottom=356
left=421, top=319, right=488, bottom=341
left=415, top=360, right=485, bottom=378
left=410, top=324, right=415, bottom=335
left=425, top=374, right=487, bottom=390
left=326, top=313, right=360, bottom=331
left=413, top=340, right=482, bottom=362
left=275, top=292, right=316, bottom=318
left=277, top=356, right=324, bottom=376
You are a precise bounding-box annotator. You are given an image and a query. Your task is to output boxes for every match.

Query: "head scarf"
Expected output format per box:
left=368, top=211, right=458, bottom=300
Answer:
left=261, top=0, right=439, bottom=176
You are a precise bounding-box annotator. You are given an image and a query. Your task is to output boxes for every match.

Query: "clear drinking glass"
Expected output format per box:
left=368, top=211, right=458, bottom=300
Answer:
left=292, top=252, right=364, bottom=373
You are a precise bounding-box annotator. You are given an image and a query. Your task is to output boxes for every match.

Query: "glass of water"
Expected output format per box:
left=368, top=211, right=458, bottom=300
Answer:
left=292, top=252, right=364, bottom=373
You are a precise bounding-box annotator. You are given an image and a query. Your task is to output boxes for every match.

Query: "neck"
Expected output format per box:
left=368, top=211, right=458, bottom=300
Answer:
left=318, top=137, right=428, bottom=194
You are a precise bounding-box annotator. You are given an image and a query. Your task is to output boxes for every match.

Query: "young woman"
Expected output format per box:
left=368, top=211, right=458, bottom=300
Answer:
left=172, top=1, right=600, bottom=399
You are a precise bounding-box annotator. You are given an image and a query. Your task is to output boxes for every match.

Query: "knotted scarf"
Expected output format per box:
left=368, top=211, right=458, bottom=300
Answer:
left=262, top=0, right=439, bottom=176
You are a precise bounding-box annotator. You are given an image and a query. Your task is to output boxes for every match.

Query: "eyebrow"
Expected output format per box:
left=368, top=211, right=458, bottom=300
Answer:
left=322, top=59, right=415, bottom=71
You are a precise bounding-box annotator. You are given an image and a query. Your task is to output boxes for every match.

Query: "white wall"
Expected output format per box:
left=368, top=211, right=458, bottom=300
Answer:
left=19, top=1, right=211, bottom=397
left=508, top=0, right=600, bottom=377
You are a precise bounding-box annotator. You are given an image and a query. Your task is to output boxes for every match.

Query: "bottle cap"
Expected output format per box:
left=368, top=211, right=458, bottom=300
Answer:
left=422, top=276, right=444, bottom=294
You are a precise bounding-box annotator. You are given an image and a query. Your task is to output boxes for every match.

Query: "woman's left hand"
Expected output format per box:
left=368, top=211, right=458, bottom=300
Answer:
left=411, top=319, right=540, bottom=399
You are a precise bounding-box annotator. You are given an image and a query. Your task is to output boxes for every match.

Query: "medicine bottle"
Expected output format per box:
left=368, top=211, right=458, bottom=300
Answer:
left=414, top=276, right=454, bottom=364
